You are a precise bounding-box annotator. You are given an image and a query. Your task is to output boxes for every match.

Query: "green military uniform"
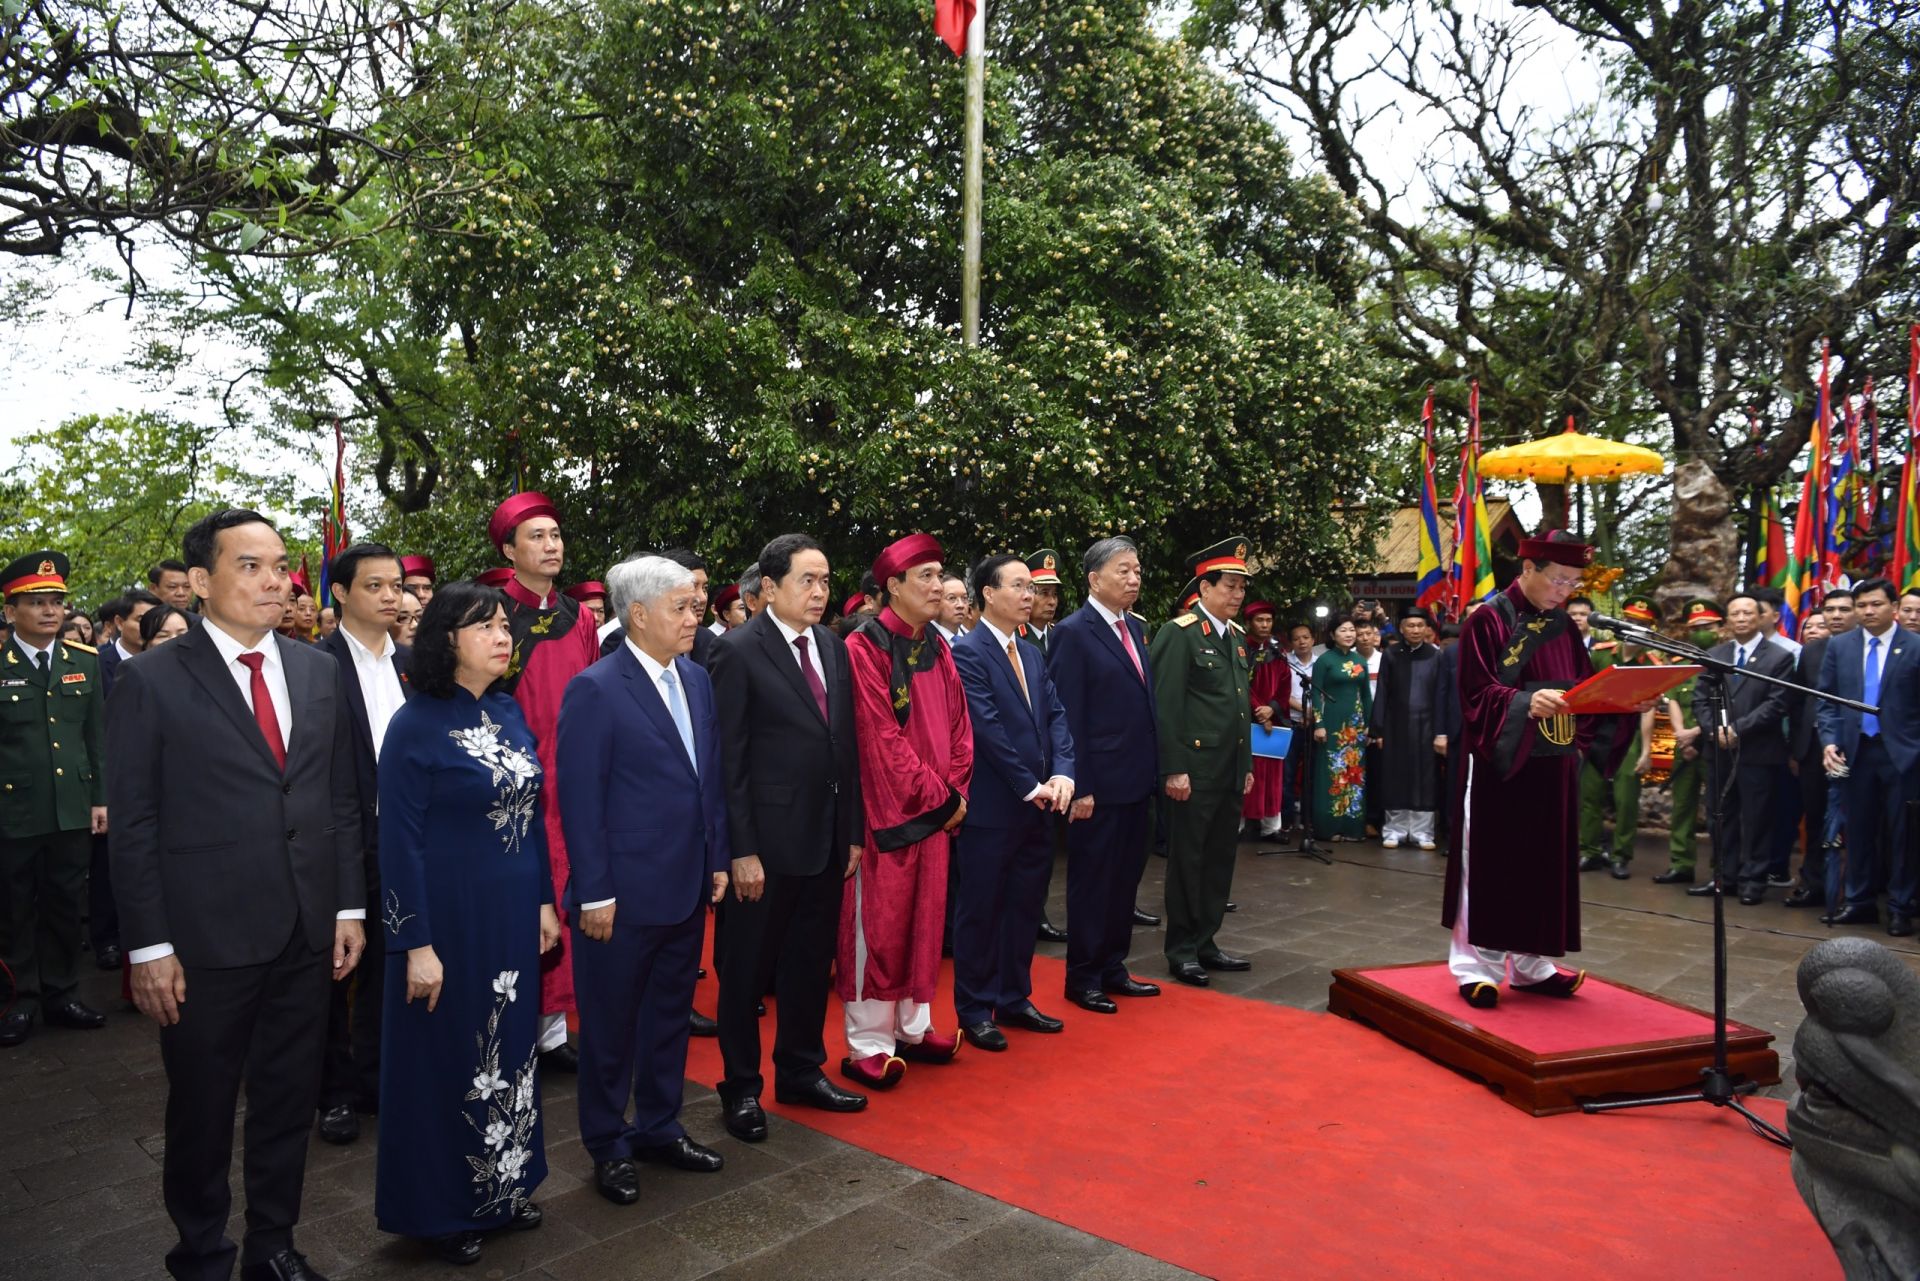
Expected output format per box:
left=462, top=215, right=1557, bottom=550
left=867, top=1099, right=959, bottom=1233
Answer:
left=1577, top=635, right=1619, bottom=861
left=1150, top=540, right=1254, bottom=976
left=0, top=551, right=106, bottom=1036
left=1656, top=602, right=1724, bottom=878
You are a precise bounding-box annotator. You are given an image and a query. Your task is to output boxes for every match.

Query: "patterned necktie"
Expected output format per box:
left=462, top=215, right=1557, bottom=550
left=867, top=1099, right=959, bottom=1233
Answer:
left=1863, top=635, right=1882, bottom=737
left=236, top=652, right=287, bottom=770
left=660, top=666, right=697, bottom=772
left=1007, top=638, right=1030, bottom=704
left=1115, top=618, right=1143, bottom=681
left=793, top=634, right=829, bottom=721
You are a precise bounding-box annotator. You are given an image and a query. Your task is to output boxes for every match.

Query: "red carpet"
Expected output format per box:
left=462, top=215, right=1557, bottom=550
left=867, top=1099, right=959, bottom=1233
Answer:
left=1358, top=963, right=1718, bottom=1053
left=682, top=957, right=1836, bottom=1281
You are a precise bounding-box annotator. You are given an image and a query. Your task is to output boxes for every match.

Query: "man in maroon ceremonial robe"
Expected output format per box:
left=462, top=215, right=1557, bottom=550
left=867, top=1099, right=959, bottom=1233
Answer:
left=837, top=534, right=974, bottom=1088
left=1240, top=600, right=1289, bottom=839
left=1442, top=532, right=1641, bottom=1008
left=489, top=492, right=605, bottom=1064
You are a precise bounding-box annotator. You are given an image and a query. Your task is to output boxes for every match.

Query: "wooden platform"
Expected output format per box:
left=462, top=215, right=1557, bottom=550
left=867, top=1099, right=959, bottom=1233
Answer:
left=1328, top=962, right=1780, bottom=1116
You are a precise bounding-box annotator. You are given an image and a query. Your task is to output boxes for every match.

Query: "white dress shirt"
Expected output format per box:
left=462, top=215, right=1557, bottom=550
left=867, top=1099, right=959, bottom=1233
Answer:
left=1766, top=630, right=1802, bottom=658
left=767, top=610, right=828, bottom=695
left=1862, top=623, right=1897, bottom=689
left=13, top=635, right=54, bottom=669
left=129, top=622, right=362, bottom=967
left=976, top=618, right=1070, bottom=798
left=339, top=626, right=405, bottom=762
left=114, top=638, right=135, bottom=663
left=1730, top=636, right=1762, bottom=669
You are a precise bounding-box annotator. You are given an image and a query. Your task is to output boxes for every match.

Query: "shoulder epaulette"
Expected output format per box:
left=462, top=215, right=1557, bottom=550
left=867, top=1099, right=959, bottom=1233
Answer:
left=62, top=641, right=97, bottom=655
left=1227, top=619, right=1245, bottom=634
left=1171, top=613, right=1199, bottom=628
left=1126, top=610, right=1146, bottom=622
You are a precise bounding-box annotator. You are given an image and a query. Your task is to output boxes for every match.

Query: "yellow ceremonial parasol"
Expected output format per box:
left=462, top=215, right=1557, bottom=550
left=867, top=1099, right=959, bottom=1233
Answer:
left=1477, top=419, right=1666, bottom=484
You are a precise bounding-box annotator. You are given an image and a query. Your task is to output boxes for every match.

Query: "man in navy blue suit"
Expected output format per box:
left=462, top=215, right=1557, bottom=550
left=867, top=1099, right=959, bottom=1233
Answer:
left=1047, top=537, right=1162, bottom=1014
left=556, top=555, right=731, bottom=1208
left=1816, top=577, right=1919, bottom=936
left=950, top=554, right=1077, bottom=1051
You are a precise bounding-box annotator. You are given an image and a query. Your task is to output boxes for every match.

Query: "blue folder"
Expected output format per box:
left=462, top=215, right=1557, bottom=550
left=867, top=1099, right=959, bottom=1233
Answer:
left=1251, top=725, right=1293, bottom=759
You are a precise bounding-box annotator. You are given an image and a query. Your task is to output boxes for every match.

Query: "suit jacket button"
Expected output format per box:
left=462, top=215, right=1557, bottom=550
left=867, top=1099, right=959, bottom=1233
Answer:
left=1193, top=739, right=1201, bottom=748
left=283, top=782, right=293, bottom=795
left=55, top=768, right=64, bottom=776
left=286, top=828, right=297, bottom=840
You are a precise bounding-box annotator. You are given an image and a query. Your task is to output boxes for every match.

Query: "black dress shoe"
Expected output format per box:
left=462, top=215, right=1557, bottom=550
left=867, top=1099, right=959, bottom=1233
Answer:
left=1889, top=913, right=1915, bottom=938
left=1037, top=920, right=1069, bottom=944
left=95, top=943, right=122, bottom=970
left=636, top=1135, right=724, bottom=1173
left=1578, top=854, right=1609, bottom=873
left=508, top=1200, right=542, bottom=1231
left=594, top=1158, right=640, bottom=1205
left=689, top=1010, right=719, bottom=1038
left=1132, top=907, right=1162, bottom=926
left=1822, top=904, right=1880, bottom=926
left=1685, top=881, right=1724, bottom=897
left=316, top=1103, right=360, bottom=1145
left=962, top=1021, right=1008, bottom=1051
left=540, top=1042, right=579, bottom=1073
left=0, top=1011, right=31, bottom=1048
left=1459, top=982, right=1499, bottom=1009
left=1783, top=886, right=1825, bottom=909
left=1105, top=977, right=1161, bottom=997
left=1198, top=950, right=1251, bottom=973
left=1609, top=859, right=1631, bottom=880
left=40, top=998, right=105, bottom=1030
left=1225, top=901, right=1239, bottom=913
left=432, top=1232, right=481, bottom=1266
left=723, top=1095, right=768, bottom=1141
left=773, top=1075, right=868, bottom=1112
left=1652, top=868, right=1696, bottom=884
left=1065, top=988, right=1117, bottom=1014
left=1169, top=961, right=1211, bottom=987
left=998, top=1004, right=1064, bottom=1033
left=239, top=1248, right=328, bottom=1281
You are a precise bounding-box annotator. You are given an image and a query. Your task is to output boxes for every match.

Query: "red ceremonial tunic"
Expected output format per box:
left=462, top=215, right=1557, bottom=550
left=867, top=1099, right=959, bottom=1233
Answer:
left=1242, top=639, right=1290, bottom=819
left=501, top=576, right=603, bottom=1015
left=836, top=608, right=974, bottom=1005
left=1441, top=583, right=1632, bottom=956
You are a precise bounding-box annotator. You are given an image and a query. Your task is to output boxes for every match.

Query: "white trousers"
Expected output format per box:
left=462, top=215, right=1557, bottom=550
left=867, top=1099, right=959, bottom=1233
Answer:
left=1383, top=810, right=1436, bottom=843
left=844, top=999, right=931, bottom=1060
left=1447, top=759, right=1557, bottom=987
left=537, top=1010, right=570, bottom=1051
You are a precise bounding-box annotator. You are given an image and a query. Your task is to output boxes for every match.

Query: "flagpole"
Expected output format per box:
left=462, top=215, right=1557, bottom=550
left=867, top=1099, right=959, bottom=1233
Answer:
left=960, top=0, right=985, bottom=347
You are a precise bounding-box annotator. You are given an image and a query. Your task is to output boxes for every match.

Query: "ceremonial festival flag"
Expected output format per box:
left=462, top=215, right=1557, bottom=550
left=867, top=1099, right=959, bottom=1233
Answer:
left=934, top=0, right=975, bottom=55
left=317, top=418, right=351, bottom=608
left=1784, top=341, right=1834, bottom=634
left=1414, top=388, right=1449, bottom=610
left=1891, top=325, right=1920, bottom=592
left=1451, top=381, right=1495, bottom=614
left=1750, top=487, right=1790, bottom=593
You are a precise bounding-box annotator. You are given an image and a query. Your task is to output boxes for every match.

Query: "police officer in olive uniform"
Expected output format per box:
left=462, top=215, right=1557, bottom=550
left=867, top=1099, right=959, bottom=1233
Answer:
left=1150, top=539, right=1255, bottom=987
left=0, top=551, right=109, bottom=1047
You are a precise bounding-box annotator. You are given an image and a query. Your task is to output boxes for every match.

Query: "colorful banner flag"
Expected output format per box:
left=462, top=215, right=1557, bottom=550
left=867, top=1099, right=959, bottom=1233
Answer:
left=317, top=419, right=351, bottom=608
left=1750, top=487, right=1790, bottom=591
left=934, top=0, right=975, bottom=55
left=1892, top=326, right=1920, bottom=592
left=1784, top=341, right=1834, bottom=635
left=1414, top=388, right=1449, bottom=609
left=1451, top=381, right=1496, bottom=614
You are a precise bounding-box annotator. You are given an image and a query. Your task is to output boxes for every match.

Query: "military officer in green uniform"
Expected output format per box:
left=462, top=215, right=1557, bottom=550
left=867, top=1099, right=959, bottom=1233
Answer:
left=1652, top=600, right=1724, bottom=885
left=1578, top=596, right=1661, bottom=879
left=0, top=551, right=109, bottom=1048
left=1150, top=539, right=1254, bottom=987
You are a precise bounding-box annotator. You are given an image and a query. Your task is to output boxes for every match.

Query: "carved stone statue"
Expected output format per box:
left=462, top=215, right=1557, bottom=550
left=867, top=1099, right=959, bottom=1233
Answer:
left=1789, top=936, right=1920, bottom=1280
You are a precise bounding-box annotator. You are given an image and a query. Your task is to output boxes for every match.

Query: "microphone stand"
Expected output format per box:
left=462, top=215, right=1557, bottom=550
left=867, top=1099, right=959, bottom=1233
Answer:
left=1273, top=670, right=1330, bottom=864
left=1578, top=621, right=1873, bottom=1148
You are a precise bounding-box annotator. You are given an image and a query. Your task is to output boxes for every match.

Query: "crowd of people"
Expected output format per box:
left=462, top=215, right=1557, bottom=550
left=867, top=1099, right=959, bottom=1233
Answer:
left=1, top=500, right=1912, bottom=1281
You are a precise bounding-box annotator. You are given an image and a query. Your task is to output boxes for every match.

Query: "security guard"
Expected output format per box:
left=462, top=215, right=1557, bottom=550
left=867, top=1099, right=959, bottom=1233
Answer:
left=1578, top=596, right=1662, bottom=879
left=1021, top=549, right=1065, bottom=658
left=1, top=551, right=109, bottom=1048
left=1150, top=538, right=1254, bottom=986
left=1652, top=600, right=1724, bottom=886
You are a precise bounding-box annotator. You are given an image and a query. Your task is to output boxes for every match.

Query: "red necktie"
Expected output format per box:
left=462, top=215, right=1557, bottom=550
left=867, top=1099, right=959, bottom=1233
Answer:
left=794, top=635, right=830, bottom=721
left=237, top=651, right=287, bottom=770
left=1115, top=618, right=1144, bottom=681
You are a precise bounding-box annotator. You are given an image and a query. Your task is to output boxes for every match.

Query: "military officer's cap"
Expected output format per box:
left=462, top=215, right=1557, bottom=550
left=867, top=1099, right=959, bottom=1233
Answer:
left=1025, top=549, right=1063, bottom=586
left=1186, top=536, right=1252, bottom=578
left=1176, top=578, right=1202, bottom=613
left=2, top=551, right=69, bottom=599
left=1684, top=599, right=1723, bottom=628
left=1621, top=596, right=1658, bottom=624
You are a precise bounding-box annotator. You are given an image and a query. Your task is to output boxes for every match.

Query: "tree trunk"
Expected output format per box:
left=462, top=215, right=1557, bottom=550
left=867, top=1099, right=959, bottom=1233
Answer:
left=1655, top=461, right=1738, bottom=623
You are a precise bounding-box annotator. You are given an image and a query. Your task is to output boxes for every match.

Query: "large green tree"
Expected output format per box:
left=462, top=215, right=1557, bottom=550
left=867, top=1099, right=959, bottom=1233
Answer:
left=202, top=0, right=1388, bottom=605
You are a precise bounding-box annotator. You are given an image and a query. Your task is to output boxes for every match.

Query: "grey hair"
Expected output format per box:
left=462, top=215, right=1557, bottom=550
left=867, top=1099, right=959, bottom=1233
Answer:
left=1083, top=536, right=1140, bottom=577
left=607, top=554, right=695, bottom=625
left=737, top=562, right=763, bottom=602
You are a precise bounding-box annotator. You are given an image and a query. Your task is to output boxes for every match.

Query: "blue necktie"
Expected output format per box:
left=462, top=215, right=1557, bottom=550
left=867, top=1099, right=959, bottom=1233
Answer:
left=1863, top=635, right=1882, bottom=738
left=660, top=667, right=697, bottom=772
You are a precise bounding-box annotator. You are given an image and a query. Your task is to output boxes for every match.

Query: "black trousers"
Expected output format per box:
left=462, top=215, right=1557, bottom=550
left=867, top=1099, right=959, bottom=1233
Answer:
left=160, top=925, right=332, bottom=1280
left=715, top=859, right=843, bottom=1103
left=1064, top=797, right=1151, bottom=992
left=319, top=948, right=382, bottom=1111
left=89, top=830, right=119, bottom=952
left=1794, top=747, right=1831, bottom=888
left=1163, top=777, right=1242, bottom=966
left=1707, top=754, right=1776, bottom=891
left=0, top=827, right=89, bottom=1016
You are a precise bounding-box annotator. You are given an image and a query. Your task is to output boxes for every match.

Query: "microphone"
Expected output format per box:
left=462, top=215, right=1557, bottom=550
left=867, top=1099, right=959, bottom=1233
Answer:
left=1587, top=612, right=1653, bottom=634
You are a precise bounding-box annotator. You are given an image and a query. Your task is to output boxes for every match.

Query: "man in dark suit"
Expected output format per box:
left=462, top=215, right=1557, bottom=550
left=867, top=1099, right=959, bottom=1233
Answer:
left=1817, top=577, right=1920, bottom=935
left=312, top=543, right=414, bottom=1145
left=108, top=509, right=366, bottom=1281
left=1784, top=597, right=1848, bottom=909
left=707, top=534, right=869, bottom=1141
left=1687, top=593, right=1796, bottom=905
left=1047, top=536, right=1162, bottom=1014
left=950, top=554, right=1076, bottom=1050
left=556, top=555, right=731, bottom=1207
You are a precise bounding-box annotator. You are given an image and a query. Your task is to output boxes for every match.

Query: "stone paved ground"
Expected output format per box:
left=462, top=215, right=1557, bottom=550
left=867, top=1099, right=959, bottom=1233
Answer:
left=5, top=830, right=1915, bottom=1281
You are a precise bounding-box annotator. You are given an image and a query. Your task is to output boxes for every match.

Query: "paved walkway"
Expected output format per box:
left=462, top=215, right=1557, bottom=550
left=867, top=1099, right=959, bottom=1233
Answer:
left=4, top=831, right=1912, bottom=1280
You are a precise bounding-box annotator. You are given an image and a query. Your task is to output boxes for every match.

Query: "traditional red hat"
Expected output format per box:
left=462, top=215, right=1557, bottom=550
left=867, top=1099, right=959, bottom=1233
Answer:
left=488, top=492, right=560, bottom=552
left=842, top=593, right=867, bottom=616
left=399, top=555, right=436, bottom=581
left=1516, top=530, right=1594, bottom=568
left=475, top=567, right=515, bottom=589
left=563, top=580, right=607, bottom=603
left=872, top=533, right=944, bottom=586
left=712, top=583, right=741, bottom=613
left=1243, top=599, right=1276, bottom=618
